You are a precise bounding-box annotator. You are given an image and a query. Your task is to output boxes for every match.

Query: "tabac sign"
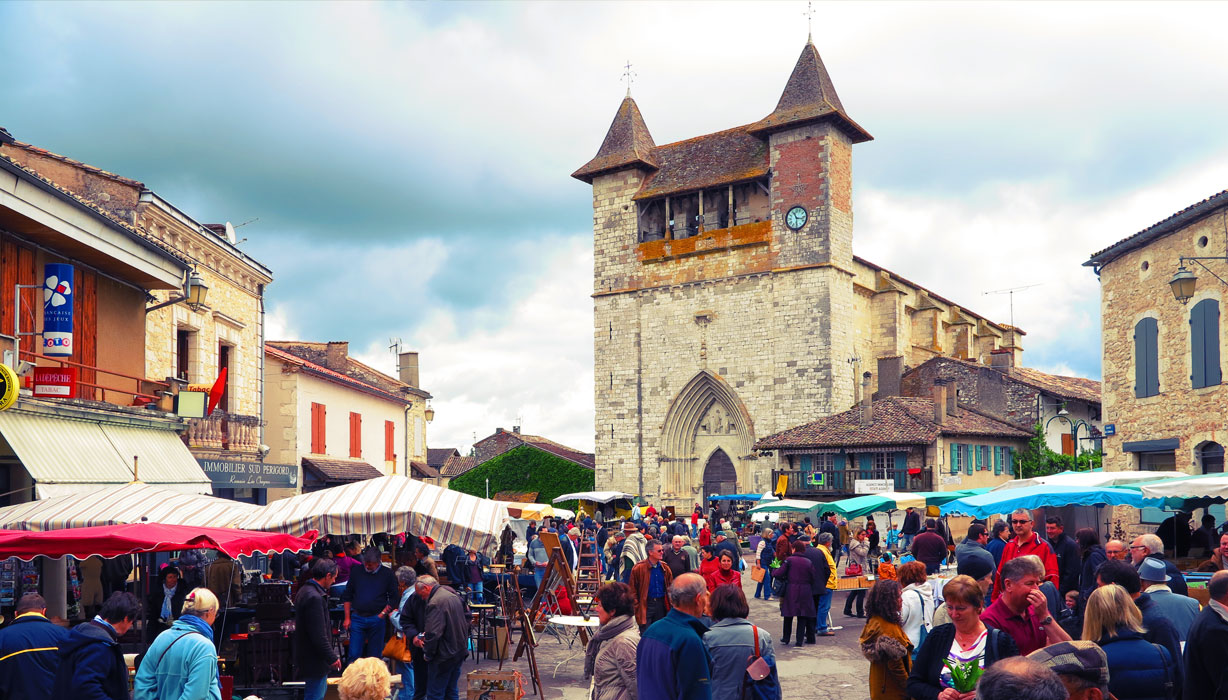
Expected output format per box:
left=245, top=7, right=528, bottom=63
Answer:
left=197, top=458, right=298, bottom=488
left=0, top=363, right=18, bottom=411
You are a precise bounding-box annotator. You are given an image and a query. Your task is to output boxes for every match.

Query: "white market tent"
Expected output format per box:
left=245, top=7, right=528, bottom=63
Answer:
left=552, top=491, right=635, bottom=504
left=236, top=475, right=510, bottom=556
left=0, top=482, right=260, bottom=531
left=747, top=499, right=825, bottom=516
left=1137, top=473, right=1228, bottom=508
left=991, top=470, right=1167, bottom=492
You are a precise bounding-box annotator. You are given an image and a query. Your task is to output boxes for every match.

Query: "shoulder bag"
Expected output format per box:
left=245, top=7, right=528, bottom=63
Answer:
left=741, top=625, right=780, bottom=700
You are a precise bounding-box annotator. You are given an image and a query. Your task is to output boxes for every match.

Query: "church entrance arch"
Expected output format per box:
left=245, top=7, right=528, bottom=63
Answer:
left=658, top=371, right=755, bottom=505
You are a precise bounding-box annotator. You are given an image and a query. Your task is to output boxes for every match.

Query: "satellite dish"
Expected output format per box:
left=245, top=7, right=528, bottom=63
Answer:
left=224, top=221, right=238, bottom=245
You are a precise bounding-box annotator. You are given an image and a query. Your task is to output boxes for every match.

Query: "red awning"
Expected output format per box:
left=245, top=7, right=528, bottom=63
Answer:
left=0, top=523, right=316, bottom=561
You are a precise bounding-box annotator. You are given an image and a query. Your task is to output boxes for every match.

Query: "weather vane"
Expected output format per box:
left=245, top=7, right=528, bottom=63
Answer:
left=622, top=60, right=636, bottom=97
left=804, top=1, right=815, bottom=42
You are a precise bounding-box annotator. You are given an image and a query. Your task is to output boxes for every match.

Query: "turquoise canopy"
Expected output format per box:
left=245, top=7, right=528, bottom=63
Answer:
left=939, top=484, right=1162, bottom=518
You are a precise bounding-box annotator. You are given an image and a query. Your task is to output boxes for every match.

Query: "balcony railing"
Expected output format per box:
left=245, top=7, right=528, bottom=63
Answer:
left=772, top=467, right=933, bottom=497
left=185, top=412, right=262, bottom=453
left=19, top=350, right=171, bottom=405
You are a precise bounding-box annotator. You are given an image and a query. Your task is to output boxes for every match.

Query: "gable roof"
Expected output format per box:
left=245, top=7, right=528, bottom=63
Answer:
left=440, top=453, right=478, bottom=477
left=632, top=125, right=769, bottom=201
left=755, top=396, right=1030, bottom=450
left=410, top=460, right=440, bottom=479
left=426, top=448, right=459, bottom=469
left=1085, top=189, right=1228, bottom=268
left=516, top=434, right=596, bottom=469
left=572, top=96, right=659, bottom=183
left=748, top=42, right=872, bottom=142
left=266, top=342, right=429, bottom=404
left=301, top=457, right=383, bottom=483
left=1003, top=366, right=1101, bottom=404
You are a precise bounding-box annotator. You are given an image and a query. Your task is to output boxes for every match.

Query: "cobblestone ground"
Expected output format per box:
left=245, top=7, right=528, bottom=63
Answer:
left=456, top=570, right=872, bottom=699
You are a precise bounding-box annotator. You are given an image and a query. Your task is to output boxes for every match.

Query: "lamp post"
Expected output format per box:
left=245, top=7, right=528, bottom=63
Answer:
left=1170, top=256, right=1228, bottom=304
left=146, top=268, right=210, bottom=313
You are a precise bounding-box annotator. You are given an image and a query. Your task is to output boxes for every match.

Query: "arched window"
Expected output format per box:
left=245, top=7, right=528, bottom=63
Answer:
left=1134, top=317, right=1159, bottom=398
left=1202, top=442, right=1225, bottom=474
left=1191, top=299, right=1222, bottom=389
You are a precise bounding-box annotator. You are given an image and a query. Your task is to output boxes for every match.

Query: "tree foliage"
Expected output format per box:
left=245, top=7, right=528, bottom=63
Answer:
left=1016, top=423, right=1103, bottom=480
left=448, top=444, right=595, bottom=510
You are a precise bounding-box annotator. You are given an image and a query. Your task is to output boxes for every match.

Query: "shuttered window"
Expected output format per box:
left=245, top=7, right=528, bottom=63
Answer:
left=1134, top=317, right=1160, bottom=397
left=993, top=446, right=1002, bottom=475
left=1191, top=299, right=1222, bottom=389
left=385, top=420, right=396, bottom=462
left=349, top=412, right=362, bottom=458
left=963, top=445, right=973, bottom=476
left=1006, top=448, right=1015, bottom=475
left=310, top=403, right=326, bottom=454
left=950, top=444, right=960, bottom=474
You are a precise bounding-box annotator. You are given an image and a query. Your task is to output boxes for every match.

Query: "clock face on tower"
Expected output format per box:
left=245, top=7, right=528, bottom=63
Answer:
left=785, top=205, right=808, bottom=231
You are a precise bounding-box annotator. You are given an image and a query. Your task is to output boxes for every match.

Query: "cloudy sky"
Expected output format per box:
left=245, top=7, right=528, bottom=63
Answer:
left=3, top=1, right=1227, bottom=453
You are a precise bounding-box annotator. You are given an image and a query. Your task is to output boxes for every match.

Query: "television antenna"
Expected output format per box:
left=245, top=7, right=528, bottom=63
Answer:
left=982, top=283, right=1041, bottom=330
left=389, top=338, right=402, bottom=371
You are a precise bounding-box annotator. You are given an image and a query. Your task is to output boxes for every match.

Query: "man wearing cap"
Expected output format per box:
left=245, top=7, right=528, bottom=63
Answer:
left=1028, top=641, right=1111, bottom=700
left=932, top=548, right=996, bottom=626
left=1093, top=558, right=1183, bottom=684
left=956, top=523, right=996, bottom=581
left=977, top=657, right=1068, bottom=700
left=1185, top=569, right=1228, bottom=699
left=1138, top=557, right=1199, bottom=642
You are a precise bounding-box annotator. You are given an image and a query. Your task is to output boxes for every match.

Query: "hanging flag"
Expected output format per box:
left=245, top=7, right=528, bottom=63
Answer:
left=42, top=263, right=74, bottom=357
left=207, top=367, right=227, bottom=416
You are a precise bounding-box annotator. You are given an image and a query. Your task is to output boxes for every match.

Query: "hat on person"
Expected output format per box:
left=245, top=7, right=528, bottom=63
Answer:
left=1027, top=641, right=1110, bottom=688
left=622, top=521, right=639, bottom=533
left=956, top=554, right=995, bottom=582
left=568, top=527, right=581, bottom=537
left=1138, top=557, right=1171, bottom=583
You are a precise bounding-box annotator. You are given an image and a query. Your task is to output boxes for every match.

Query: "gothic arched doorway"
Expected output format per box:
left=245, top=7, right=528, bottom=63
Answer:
left=703, top=448, right=738, bottom=499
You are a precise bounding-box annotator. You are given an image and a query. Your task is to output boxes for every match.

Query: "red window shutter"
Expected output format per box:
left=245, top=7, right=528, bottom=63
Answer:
left=311, top=403, right=326, bottom=454
left=350, top=412, right=362, bottom=458
left=385, top=420, right=395, bottom=461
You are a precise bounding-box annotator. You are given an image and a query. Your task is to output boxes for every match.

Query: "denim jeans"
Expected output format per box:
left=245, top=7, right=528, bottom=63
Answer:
left=533, top=566, right=545, bottom=589
left=425, top=656, right=464, bottom=700
left=466, top=580, right=484, bottom=604
left=754, top=579, right=772, bottom=600
left=348, top=613, right=385, bottom=661
left=814, top=589, right=833, bottom=633
left=397, top=660, right=415, bottom=700
left=303, top=675, right=328, bottom=700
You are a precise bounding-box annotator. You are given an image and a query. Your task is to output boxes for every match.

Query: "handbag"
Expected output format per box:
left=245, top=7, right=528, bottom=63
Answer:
left=741, top=625, right=780, bottom=700
left=750, top=563, right=766, bottom=582
left=845, top=561, right=863, bottom=577
left=382, top=633, right=414, bottom=663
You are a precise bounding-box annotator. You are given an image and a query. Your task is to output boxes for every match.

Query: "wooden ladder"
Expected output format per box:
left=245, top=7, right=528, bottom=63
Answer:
left=573, top=536, right=601, bottom=616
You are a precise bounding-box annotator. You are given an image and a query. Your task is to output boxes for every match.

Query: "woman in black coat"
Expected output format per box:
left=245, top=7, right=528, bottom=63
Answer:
left=1075, top=527, right=1107, bottom=613
left=148, top=565, right=188, bottom=637
left=772, top=541, right=817, bottom=647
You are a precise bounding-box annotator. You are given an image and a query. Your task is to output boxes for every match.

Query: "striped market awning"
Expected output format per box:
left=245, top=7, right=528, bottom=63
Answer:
left=0, top=482, right=260, bottom=531
left=235, top=475, right=510, bottom=556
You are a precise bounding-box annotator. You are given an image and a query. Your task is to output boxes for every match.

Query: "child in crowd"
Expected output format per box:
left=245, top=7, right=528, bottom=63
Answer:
left=876, top=551, right=897, bottom=581
left=885, top=524, right=900, bottom=551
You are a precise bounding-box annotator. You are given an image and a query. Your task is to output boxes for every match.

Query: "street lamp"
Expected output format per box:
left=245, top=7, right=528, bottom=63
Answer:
left=146, top=268, right=210, bottom=313
left=1169, top=256, right=1228, bottom=305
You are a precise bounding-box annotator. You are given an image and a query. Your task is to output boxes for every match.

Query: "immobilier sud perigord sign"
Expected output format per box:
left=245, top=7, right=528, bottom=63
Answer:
left=197, top=458, right=298, bottom=488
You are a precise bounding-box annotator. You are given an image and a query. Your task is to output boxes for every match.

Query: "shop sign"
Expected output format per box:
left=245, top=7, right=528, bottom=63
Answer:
left=854, top=478, right=892, bottom=494
left=0, top=363, right=17, bottom=411
left=197, top=458, right=298, bottom=488
left=42, top=263, right=74, bottom=357
left=32, top=367, right=77, bottom=398
left=1104, top=424, right=1116, bottom=436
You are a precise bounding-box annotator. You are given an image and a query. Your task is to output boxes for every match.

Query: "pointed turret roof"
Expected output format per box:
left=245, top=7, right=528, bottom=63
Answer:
left=748, top=42, right=872, bottom=142
left=572, top=96, right=659, bottom=183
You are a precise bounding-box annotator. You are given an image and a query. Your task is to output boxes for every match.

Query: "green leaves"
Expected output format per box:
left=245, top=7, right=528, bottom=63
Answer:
left=448, top=444, right=595, bottom=509
left=1017, top=423, right=1103, bottom=480
left=942, top=658, right=983, bottom=693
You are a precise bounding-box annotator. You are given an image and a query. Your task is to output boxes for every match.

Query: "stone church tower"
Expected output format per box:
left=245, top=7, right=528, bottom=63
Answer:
left=574, top=42, right=1019, bottom=508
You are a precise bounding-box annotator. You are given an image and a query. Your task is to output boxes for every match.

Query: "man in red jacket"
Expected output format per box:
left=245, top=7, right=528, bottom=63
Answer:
left=992, top=508, right=1058, bottom=601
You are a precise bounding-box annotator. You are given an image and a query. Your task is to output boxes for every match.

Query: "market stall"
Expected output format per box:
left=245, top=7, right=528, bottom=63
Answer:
left=0, top=522, right=314, bottom=560
left=0, top=481, right=260, bottom=530
left=938, top=484, right=1161, bottom=518
left=551, top=490, right=635, bottom=520
left=989, top=469, right=1168, bottom=492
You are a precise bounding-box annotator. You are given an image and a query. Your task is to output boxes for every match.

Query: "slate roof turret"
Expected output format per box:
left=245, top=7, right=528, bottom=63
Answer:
left=572, top=96, right=659, bottom=183
left=748, top=42, right=872, bottom=143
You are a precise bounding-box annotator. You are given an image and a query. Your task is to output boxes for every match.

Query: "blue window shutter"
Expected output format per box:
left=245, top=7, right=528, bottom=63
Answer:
left=1135, top=318, right=1160, bottom=397
left=894, top=452, right=906, bottom=470
left=1007, top=448, right=1015, bottom=475
left=833, top=453, right=846, bottom=491
left=800, top=455, right=813, bottom=472
left=950, top=445, right=958, bottom=474
left=964, top=445, right=973, bottom=476
left=1213, top=301, right=1223, bottom=385
left=977, top=446, right=985, bottom=471
left=1193, top=300, right=1208, bottom=388
left=994, top=446, right=1002, bottom=475
left=859, top=453, right=873, bottom=479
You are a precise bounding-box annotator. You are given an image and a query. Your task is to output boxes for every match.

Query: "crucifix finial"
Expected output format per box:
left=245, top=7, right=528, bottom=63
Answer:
left=804, top=1, right=815, bottom=43
left=622, top=60, right=636, bottom=97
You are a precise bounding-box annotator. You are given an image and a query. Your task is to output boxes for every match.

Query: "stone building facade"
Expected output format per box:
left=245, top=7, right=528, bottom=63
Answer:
left=574, top=42, right=1021, bottom=509
left=1086, top=189, right=1228, bottom=533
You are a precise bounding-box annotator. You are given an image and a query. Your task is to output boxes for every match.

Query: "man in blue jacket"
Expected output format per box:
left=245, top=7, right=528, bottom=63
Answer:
left=52, top=592, right=141, bottom=700
left=636, top=572, right=712, bottom=700
left=0, top=593, right=71, bottom=700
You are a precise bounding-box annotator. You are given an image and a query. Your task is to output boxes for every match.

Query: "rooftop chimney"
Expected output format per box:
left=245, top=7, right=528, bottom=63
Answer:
left=877, top=356, right=903, bottom=398
left=398, top=351, right=419, bottom=387
left=990, top=348, right=1014, bottom=370
left=946, top=382, right=960, bottom=418
left=860, top=371, right=873, bottom=427
left=324, top=341, right=349, bottom=372
left=932, top=382, right=947, bottom=425
left=513, top=425, right=521, bottom=434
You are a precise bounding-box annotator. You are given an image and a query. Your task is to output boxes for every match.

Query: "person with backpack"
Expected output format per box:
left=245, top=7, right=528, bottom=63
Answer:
left=906, top=575, right=1020, bottom=700
left=1082, top=583, right=1178, bottom=700
left=897, top=562, right=934, bottom=655
left=704, top=584, right=780, bottom=700
left=133, top=588, right=222, bottom=700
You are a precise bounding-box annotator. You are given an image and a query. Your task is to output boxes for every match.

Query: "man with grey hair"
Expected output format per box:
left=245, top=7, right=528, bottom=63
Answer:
left=663, top=535, right=691, bottom=577
left=976, top=656, right=1067, bottom=700
left=1130, top=533, right=1188, bottom=596
left=982, top=555, right=1072, bottom=655
left=635, top=572, right=711, bottom=700
left=1104, top=539, right=1129, bottom=561
left=389, top=567, right=418, bottom=700
left=414, top=575, right=470, bottom=700
left=993, top=508, right=1058, bottom=602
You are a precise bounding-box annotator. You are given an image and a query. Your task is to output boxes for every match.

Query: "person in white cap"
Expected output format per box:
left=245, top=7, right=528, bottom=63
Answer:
left=1137, top=557, right=1199, bottom=641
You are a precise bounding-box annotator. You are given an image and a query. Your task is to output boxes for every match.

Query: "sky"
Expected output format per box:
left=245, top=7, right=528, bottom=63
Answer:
left=3, top=1, right=1228, bottom=454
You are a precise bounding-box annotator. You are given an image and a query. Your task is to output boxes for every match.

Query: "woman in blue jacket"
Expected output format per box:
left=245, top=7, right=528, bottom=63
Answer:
left=134, top=587, right=222, bottom=700
left=1082, top=584, right=1178, bottom=700
left=704, top=584, right=780, bottom=700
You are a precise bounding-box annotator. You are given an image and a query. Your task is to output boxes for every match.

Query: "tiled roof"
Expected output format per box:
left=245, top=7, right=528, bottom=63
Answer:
left=301, top=457, right=383, bottom=483
left=1086, top=189, right=1228, bottom=268
left=1004, top=367, right=1101, bottom=404
left=493, top=490, right=539, bottom=504
left=633, top=126, right=769, bottom=201
left=755, top=397, right=1030, bottom=450
left=6, top=140, right=144, bottom=187
left=426, top=448, right=459, bottom=469
left=410, top=460, right=440, bottom=479
left=572, top=96, right=659, bottom=183
left=0, top=153, right=191, bottom=267
left=517, top=434, right=596, bottom=469
left=748, top=42, right=872, bottom=143
left=265, top=342, right=428, bottom=404
left=440, top=454, right=478, bottom=477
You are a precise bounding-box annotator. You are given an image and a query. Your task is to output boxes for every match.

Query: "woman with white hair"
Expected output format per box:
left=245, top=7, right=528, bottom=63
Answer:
left=134, top=587, right=222, bottom=700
